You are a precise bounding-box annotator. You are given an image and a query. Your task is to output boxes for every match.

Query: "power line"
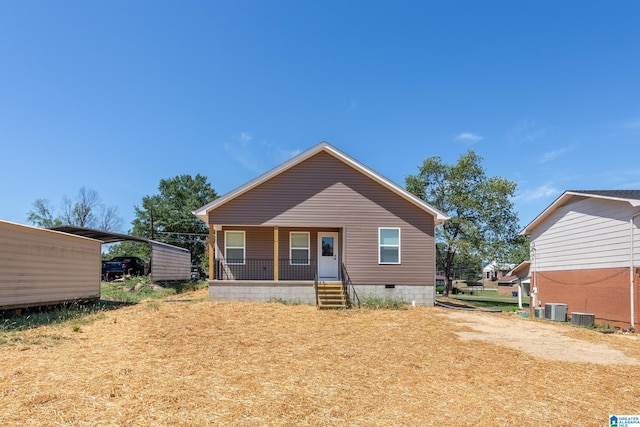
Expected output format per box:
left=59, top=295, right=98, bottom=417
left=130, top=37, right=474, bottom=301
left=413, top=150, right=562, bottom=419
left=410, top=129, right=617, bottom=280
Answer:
left=154, top=231, right=209, bottom=237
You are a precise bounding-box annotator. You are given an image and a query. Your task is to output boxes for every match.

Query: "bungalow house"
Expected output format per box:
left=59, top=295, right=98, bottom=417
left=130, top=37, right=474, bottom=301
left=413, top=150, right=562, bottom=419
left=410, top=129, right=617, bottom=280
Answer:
left=193, top=142, right=448, bottom=308
left=482, top=260, right=516, bottom=281
left=507, top=260, right=531, bottom=297
left=521, top=190, right=640, bottom=328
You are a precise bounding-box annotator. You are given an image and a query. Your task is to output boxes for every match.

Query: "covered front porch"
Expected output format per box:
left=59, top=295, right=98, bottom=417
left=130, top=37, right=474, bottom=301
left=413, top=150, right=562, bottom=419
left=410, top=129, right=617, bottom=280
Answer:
left=206, top=225, right=358, bottom=307
left=207, top=225, right=344, bottom=282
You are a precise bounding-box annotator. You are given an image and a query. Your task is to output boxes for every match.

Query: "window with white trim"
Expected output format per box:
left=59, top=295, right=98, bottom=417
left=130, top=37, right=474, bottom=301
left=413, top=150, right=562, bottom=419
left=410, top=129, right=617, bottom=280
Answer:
left=379, top=227, right=400, bottom=264
left=290, top=232, right=310, bottom=265
left=225, top=230, right=245, bottom=265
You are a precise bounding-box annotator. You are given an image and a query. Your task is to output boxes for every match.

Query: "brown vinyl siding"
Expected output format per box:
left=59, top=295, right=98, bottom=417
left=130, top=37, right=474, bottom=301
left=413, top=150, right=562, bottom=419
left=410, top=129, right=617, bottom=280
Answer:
left=216, top=227, right=274, bottom=260
left=216, top=227, right=341, bottom=262
left=210, top=152, right=435, bottom=286
left=216, top=226, right=341, bottom=281
left=216, top=227, right=276, bottom=280
left=278, top=227, right=341, bottom=262
left=0, top=220, right=101, bottom=309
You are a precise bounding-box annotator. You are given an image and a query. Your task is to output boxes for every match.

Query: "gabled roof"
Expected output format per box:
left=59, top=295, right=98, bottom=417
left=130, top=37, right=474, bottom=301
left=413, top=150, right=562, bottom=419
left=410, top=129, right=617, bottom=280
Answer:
left=193, top=141, right=449, bottom=223
left=508, top=260, right=530, bottom=278
left=520, top=190, right=640, bottom=235
left=571, top=189, right=640, bottom=200
left=482, top=260, right=515, bottom=271
left=497, top=275, right=519, bottom=285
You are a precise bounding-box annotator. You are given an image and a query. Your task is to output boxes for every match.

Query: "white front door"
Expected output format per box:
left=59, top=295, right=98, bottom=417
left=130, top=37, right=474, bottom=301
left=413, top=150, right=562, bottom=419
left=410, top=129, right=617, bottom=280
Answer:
left=317, top=232, right=339, bottom=280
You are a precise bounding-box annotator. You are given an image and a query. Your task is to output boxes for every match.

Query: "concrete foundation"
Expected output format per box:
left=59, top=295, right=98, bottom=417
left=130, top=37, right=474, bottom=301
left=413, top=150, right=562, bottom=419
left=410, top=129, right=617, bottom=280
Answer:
left=208, top=281, right=435, bottom=307
left=353, top=284, right=435, bottom=306
left=209, top=281, right=316, bottom=304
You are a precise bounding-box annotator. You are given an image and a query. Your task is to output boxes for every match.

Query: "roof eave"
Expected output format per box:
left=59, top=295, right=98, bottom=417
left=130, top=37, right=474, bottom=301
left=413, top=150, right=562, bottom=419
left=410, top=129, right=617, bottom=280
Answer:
left=508, top=260, right=531, bottom=276
left=194, top=141, right=450, bottom=224
left=520, top=191, right=575, bottom=235
left=521, top=190, right=640, bottom=235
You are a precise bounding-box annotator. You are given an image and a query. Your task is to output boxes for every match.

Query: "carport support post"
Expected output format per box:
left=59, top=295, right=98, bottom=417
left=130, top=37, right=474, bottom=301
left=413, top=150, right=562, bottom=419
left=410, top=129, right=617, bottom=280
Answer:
left=208, top=227, right=215, bottom=281
left=273, top=226, right=279, bottom=281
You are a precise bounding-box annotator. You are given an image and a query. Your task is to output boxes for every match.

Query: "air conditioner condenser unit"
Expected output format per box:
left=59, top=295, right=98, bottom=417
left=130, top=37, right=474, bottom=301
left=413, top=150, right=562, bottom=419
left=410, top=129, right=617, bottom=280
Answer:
left=544, top=303, right=568, bottom=322
left=571, top=312, right=595, bottom=327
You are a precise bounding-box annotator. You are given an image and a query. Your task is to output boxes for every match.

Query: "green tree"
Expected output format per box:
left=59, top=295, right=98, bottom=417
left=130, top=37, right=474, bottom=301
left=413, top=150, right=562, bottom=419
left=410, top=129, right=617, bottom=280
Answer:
left=102, top=241, right=150, bottom=261
left=27, top=199, right=62, bottom=228
left=27, top=187, right=123, bottom=231
left=60, top=187, right=99, bottom=227
left=439, top=244, right=483, bottom=281
left=406, top=150, right=526, bottom=296
left=131, top=174, right=217, bottom=265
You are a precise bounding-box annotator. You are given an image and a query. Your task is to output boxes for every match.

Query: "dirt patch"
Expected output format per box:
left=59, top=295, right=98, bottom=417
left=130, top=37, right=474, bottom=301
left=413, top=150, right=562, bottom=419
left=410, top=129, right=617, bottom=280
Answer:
left=1, top=289, right=639, bottom=426
left=446, top=310, right=639, bottom=365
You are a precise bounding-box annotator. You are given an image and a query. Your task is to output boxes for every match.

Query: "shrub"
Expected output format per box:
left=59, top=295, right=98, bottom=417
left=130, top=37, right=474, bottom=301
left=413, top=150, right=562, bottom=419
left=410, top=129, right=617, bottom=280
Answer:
left=145, top=301, right=161, bottom=311
left=360, top=296, right=408, bottom=310
left=71, top=321, right=82, bottom=332
left=268, top=298, right=308, bottom=306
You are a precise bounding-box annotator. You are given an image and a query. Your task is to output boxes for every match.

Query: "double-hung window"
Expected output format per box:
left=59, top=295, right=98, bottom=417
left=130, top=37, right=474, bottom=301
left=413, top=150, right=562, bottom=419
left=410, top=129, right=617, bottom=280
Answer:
left=290, top=232, right=310, bottom=265
left=225, top=231, right=245, bottom=265
left=378, top=227, right=400, bottom=264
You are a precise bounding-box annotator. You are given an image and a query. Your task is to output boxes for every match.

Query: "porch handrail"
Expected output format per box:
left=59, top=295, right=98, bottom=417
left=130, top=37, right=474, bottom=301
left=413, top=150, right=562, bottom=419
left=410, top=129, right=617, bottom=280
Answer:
left=314, top=266, right=319, bottom=307
left=214, top=258, right=316, bottom=281
left=340, top=261, right=360, bottom=308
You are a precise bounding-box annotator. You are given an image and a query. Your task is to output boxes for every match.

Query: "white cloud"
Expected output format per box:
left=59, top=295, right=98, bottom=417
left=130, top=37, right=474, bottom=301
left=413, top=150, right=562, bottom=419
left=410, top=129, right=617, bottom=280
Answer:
left=507, top=119, right=549, bottom=144
left=598, top=167, right=640, bottom=186
left=223, top=133, right=261, bottom=172
left=519, top=184, right=560, bottom=202
left=620, top=119, right=640, bottom=130
left=455, top=132, right=483, bottom=143
left=539, top=145, right=575, bottom=164
left=224, top=133, right=301, bottom=173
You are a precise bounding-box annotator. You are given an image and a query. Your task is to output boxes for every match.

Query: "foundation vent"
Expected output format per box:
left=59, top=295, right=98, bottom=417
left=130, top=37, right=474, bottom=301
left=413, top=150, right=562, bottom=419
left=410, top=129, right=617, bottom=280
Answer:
left=544, top=303, right=568, bottom=322
left=571, top=312, right=595, bottom=327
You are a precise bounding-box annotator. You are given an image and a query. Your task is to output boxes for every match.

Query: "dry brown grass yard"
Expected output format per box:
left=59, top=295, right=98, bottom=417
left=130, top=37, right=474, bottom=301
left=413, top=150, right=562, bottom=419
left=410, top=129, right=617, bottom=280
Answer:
left=1, top=288, right=639, bottom=426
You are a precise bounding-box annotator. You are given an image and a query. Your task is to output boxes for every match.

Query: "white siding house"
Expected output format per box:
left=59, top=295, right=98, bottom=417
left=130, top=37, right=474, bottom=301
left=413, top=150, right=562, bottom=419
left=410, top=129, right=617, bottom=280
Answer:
left=522, top=190, right=640, bottom=328
left=529, top=196, right=640, bottom=272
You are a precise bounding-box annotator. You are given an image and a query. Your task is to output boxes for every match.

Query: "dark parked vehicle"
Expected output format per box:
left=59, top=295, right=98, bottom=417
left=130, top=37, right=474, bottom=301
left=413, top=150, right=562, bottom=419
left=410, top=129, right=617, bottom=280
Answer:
left=191, top=265, right=207, bottom=280
left=102, top=256, right=147, bottom=280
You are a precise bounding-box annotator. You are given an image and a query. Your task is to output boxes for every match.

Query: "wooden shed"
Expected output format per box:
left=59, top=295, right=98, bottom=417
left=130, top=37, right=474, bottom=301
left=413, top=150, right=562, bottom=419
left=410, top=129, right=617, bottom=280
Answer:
left=0, top=220, right=102, bottom=310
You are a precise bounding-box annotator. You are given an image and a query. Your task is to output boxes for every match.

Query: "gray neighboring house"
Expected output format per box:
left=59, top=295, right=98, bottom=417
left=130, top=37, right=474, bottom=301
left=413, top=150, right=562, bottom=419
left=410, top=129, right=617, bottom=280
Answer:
left=194, top=142, right=448, bottom=307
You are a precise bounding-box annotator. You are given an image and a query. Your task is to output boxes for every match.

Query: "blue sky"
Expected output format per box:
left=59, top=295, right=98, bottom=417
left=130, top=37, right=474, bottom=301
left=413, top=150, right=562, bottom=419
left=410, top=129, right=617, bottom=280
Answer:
left=1, top=1, right=640, bottom=232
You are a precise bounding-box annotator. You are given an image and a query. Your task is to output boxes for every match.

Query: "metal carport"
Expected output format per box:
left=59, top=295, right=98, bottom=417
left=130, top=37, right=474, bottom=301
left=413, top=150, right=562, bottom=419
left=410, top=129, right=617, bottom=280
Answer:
left=50, top=226, right=191, bottom=282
